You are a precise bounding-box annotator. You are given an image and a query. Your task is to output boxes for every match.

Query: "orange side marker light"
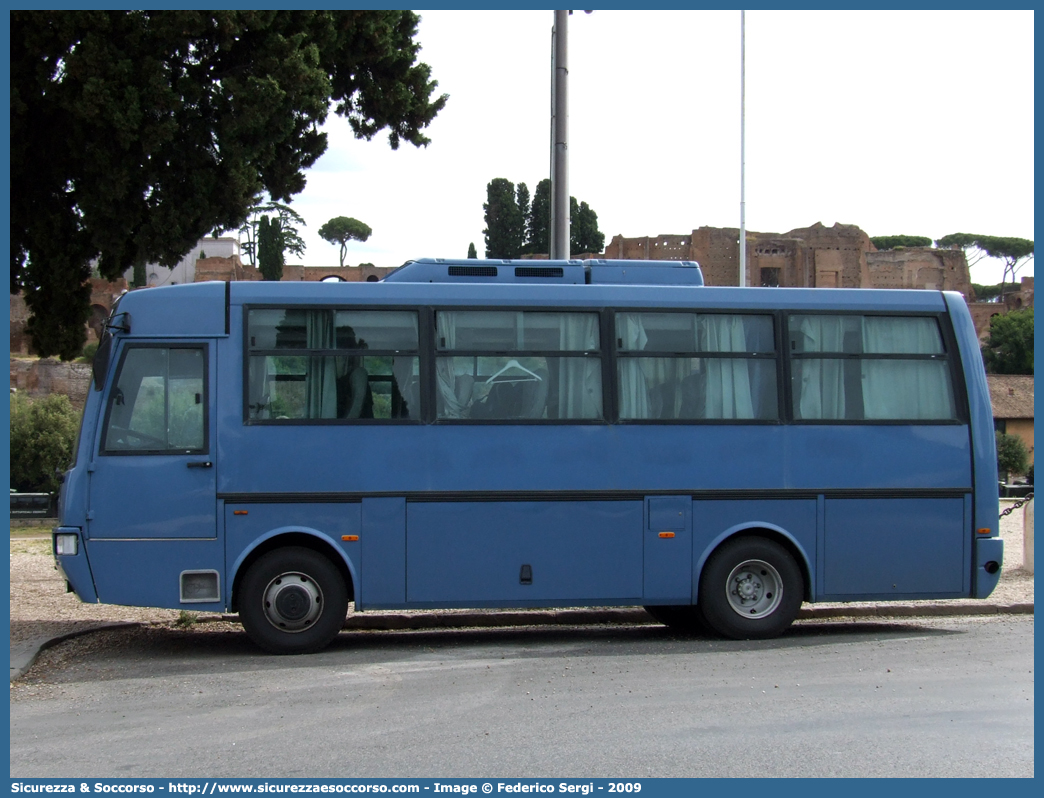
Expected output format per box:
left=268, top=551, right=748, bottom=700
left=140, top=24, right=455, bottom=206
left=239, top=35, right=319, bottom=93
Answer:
left=233, top=510, right=248, bottom=516
left=342, top=535, right=359, bottom=542
left=977, top=528, right=992, bottom=535
left=658, top=532, right=675, bottom=539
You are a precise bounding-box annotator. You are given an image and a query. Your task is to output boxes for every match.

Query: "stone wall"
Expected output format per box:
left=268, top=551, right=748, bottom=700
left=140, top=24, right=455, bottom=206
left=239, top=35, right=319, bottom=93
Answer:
left=10, top=358, right=92, bottom=410
left=194, top=255, right=395, bottom=283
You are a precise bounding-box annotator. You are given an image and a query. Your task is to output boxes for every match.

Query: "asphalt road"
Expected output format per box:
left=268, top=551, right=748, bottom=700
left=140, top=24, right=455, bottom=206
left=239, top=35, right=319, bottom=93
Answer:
left=10, top=616, right=1034, bottom=778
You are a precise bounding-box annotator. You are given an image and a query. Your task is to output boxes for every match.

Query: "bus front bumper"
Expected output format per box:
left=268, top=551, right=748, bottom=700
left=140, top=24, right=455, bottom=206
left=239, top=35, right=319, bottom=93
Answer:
left=52, top=528, right=98, bottom=603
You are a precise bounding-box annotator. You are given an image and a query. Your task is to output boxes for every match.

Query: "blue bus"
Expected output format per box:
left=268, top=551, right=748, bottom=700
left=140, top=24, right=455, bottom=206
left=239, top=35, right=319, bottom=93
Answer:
left=53, top=258, right=1003, bottom=654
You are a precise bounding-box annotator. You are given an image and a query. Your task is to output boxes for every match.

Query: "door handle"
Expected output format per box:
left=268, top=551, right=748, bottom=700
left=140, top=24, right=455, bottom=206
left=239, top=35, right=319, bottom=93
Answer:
left=187, top=461, right=213, bottom=469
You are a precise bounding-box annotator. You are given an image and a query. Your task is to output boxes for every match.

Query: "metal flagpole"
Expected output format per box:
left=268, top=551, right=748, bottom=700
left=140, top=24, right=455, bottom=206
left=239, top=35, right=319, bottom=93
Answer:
left=739, top=10, right=746, bottom=287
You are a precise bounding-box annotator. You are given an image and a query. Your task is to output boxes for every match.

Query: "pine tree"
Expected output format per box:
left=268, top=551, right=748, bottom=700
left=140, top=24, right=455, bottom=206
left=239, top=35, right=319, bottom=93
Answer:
left=257, top=215, right=285, bottom=281
left=483, top=178, right=524, bottom=259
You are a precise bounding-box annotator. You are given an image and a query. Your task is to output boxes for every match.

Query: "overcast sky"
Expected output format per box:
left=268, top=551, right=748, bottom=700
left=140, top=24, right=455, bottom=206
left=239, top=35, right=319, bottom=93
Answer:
left=276, top=9, right=1034, bottom=286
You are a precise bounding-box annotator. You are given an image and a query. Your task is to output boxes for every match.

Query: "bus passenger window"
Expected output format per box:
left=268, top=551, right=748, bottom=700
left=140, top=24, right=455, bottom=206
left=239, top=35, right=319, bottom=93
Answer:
left=789, top=314, right=956, bottom=421
left=246, top=309, right=420, bottom=422
left=615, top=312, right=777, bottom=421
left=102, top=346, right=206, bottom=453
left=435, top=310, right=602, bottom=421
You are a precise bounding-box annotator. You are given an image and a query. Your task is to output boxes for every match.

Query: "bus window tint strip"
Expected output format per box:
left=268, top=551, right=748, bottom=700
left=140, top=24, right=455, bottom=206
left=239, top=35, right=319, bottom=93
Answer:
left=788, top=314, right=956, bottom=421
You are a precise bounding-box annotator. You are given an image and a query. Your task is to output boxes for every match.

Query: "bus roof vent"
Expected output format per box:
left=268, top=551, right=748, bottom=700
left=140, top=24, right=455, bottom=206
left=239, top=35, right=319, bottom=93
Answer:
left=382, top=258, right=585, bottom=284
left=515, top=266, right=565, bottom=278
left=448, top=265, right=498, bottom=277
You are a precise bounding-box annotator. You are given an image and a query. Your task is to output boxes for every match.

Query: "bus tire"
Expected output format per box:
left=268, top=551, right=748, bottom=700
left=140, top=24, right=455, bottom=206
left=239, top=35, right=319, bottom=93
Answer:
left=239, top=547, right=349, bottom=655
left=643, top=605, right=706, bottom=633
left=697, top=536, right=803, bottom=640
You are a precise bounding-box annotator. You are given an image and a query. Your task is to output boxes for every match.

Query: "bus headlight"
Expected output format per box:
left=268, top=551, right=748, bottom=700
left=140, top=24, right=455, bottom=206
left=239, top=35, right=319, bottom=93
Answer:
left=54, top=533, right=79, bottom=556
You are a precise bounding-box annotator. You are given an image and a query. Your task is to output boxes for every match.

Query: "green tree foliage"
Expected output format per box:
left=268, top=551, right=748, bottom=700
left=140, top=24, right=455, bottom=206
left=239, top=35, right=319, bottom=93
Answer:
left=483, top=178, right=525, bottom=259
left=11, top=10, right=447, bottom=359
left=527, top=179, right=552, bottom=257
left=257, top=215, right=285, bottom=281
left=10, top=394, right=81, bottom=493
left=982, top=307, right=1034, bottom=375
left=571, top=199, right=605, bottom=255
left=486, top=176, right=604, bottom=259
left=936, top=234, right=1034, bottom=294
left=467, top=242, right=478, bottom=259
left=996, top=431, right=1029, bottom=479
left=870, top=235, right=932, bottom=250
left=240, top=197, right=307, bottom=268
left=318, top=217, right=372, bottom=267
left=971, top=283, right=1005, bottom=302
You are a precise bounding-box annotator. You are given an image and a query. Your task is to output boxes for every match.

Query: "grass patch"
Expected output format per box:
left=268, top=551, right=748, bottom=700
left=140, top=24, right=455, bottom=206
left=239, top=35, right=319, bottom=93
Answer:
left=10, top=524, right=54, bottom=538
left=11, top=538, right=50, bottom=556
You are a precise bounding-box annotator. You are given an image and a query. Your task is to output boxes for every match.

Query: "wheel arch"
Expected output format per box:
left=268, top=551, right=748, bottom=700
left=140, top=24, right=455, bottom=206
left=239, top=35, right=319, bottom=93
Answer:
left=229, top=527, right=357, bottom=613
left=695, top=523, right=814, bottom=602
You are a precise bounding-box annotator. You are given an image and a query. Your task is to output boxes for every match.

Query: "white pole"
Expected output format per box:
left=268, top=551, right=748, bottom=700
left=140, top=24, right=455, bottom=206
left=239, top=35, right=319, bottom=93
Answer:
left=739, top=10, right=746, bottom=287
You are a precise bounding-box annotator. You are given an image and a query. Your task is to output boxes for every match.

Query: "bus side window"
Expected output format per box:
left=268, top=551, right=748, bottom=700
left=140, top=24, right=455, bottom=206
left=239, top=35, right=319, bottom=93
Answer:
left=789, top=315, right=956, bottom=422
left=615, top=312, right=778, bottom=421
left=101, top=346, right=207, bottom=453
left=434, top=310, right=602, bottom=421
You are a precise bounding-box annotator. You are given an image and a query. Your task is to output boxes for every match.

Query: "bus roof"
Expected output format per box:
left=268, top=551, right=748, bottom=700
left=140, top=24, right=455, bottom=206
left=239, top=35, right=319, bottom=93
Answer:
left=110, top=279, right=956, bottom=338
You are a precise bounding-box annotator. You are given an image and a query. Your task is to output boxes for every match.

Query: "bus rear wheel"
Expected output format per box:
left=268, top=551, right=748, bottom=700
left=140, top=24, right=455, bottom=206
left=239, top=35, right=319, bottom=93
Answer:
left=239, top=547, right=348, bottom=654
left=697, top=536, right=803, bottom=640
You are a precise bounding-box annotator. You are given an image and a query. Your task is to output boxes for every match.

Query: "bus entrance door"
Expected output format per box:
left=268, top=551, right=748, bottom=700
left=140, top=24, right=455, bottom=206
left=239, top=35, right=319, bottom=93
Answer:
left=87, top=343, right=217, bottom=541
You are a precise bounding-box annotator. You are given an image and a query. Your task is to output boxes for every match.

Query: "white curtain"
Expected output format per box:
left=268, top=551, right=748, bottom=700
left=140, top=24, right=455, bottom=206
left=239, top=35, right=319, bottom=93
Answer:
left=792, top=315, right=846, bottom=420
left=248, top=357, right=271, bottom=419
left=435, top=314, right=473, bottom=418
left=861, top=317, right=953, bottom=419
left=697, top=315, right=754, bottom=419
left=557, top=313, right=602, bottom=419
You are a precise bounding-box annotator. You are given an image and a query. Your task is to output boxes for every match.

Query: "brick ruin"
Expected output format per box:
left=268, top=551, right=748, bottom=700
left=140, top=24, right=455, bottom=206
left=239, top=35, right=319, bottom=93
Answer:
left=603, top=222, right=1033, bottom=338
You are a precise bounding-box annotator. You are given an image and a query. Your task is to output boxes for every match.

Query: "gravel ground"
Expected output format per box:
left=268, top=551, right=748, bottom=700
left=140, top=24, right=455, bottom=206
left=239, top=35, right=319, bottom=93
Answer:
left=10, top=505, right=1034, bottom=654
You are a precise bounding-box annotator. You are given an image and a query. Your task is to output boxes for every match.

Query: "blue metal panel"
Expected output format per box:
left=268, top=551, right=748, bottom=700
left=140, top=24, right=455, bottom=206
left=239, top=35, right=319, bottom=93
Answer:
left=109, top=282, right=226, bottom=337
left=53, top=528, right=98, bottom=603
left=785, top=425, right=971, bottom=491
left=585, top=260, right=704, bottom=286
left=217, top=423, right=971, bottom=498
left=692, top=500, right=818, bottom=599
left=360, top=497, right=407, bottom=608
left=224, top=502, right=361, bottom=606
left=87, top=538, right=225, bottom=611
left=405, top=501, right=643, bottom=604
left=822, top=498, right=966, bottom=598
left=945, top=292, right=1000, bottom=537
left=644, top=496, right=693, bottom=602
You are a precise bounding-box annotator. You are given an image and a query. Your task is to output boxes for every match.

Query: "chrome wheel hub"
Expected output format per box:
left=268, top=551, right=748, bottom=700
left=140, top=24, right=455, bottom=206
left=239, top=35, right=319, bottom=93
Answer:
left=725, top=559, right=783, bottom=618
left=262, top=571, right=323, bottom=633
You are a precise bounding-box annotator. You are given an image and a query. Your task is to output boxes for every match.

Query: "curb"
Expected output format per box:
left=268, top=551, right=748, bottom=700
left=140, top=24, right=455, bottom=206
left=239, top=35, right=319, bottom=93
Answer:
left=10, top=622, right=136, bottom=681
left=11, top=602, right=1033, bottom=681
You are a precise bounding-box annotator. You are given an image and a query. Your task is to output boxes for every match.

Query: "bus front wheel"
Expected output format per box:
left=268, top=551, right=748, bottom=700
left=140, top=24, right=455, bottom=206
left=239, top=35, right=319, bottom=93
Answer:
left=698, top=537, right=803, bottom=640
left=239, top=547, right=349, bottom=654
